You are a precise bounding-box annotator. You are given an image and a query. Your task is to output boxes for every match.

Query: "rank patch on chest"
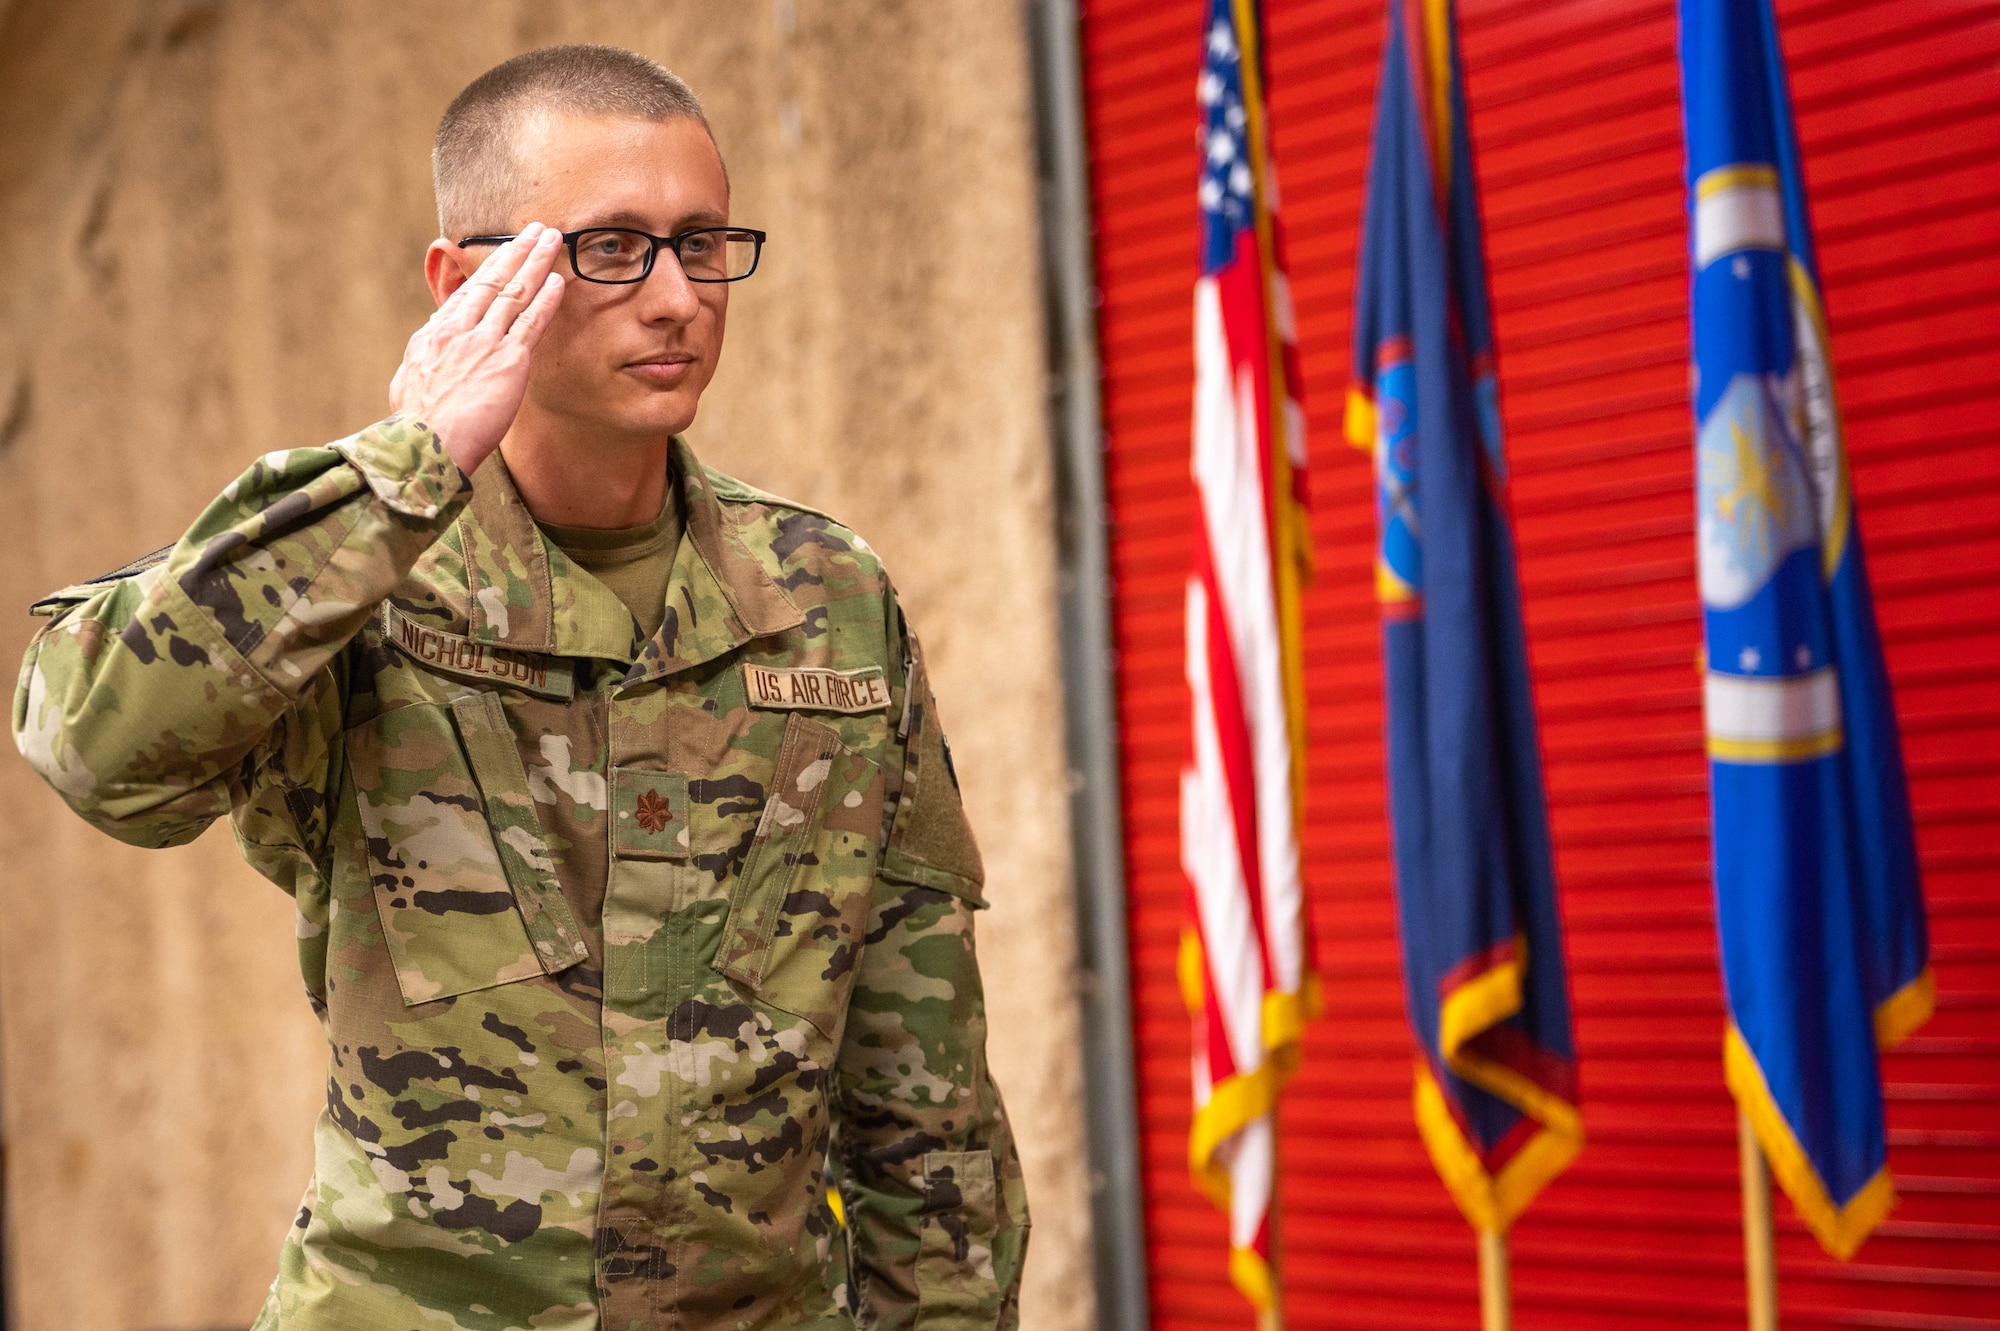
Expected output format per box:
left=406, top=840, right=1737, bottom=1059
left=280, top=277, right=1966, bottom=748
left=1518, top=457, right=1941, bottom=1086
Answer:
left=382, top=603, right=575, bottom=700
left=612, top=768, right=689, bottom=861
left=743, top=663, right=890, bottom=714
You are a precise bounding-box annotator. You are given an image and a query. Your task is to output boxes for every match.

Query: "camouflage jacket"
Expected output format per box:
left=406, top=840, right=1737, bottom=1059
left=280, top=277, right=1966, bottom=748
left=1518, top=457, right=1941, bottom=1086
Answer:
left=13, top=417, right=1028, bottom=1331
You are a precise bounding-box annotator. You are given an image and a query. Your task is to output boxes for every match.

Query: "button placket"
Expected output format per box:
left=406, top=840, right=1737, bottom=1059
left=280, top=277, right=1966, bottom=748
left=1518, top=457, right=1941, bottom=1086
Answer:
left=596, top=682, right=683, bottom=1319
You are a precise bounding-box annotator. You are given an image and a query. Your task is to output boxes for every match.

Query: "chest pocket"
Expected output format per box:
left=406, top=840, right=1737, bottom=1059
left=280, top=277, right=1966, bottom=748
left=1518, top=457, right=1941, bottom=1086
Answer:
left=348, top=693, right=589, bottom=1005
left=713, top=713, right=884, bottom=1040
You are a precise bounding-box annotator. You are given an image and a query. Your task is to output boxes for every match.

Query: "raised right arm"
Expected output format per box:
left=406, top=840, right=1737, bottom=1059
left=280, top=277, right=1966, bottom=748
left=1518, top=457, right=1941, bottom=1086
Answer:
left=12, top=223, right=568, bottom=851
left=12, top=419, right=466, bottom=848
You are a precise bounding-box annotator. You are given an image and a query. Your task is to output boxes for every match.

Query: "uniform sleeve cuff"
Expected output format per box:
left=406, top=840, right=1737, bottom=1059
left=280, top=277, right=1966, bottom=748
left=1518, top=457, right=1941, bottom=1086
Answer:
left=330, top=413, right=467, bottom=520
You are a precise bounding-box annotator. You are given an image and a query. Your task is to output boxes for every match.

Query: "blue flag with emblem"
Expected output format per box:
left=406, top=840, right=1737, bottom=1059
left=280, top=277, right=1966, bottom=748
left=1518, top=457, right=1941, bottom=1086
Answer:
left=1345, top=0, right=1581, bottom=1237
left=1680, top=0, right=1932, bottom=1260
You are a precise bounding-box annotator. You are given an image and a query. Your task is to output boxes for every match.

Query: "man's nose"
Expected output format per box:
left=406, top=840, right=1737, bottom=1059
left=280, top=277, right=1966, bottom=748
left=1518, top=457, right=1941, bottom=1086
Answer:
left=638, top=249, right=703, bottom=322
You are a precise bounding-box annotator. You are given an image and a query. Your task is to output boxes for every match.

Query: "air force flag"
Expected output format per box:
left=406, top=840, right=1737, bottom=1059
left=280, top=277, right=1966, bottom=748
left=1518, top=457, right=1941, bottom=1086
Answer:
left=1680, top=0, right=1931, bottom=1259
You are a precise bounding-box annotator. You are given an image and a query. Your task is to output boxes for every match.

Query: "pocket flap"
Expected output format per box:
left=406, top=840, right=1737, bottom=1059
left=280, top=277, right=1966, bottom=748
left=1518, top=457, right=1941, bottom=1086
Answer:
left=449, top=692, right=590, bottom=973
left=715, top=714, right=847, bottom=989
left=351, top=698, right=587, bottom=1006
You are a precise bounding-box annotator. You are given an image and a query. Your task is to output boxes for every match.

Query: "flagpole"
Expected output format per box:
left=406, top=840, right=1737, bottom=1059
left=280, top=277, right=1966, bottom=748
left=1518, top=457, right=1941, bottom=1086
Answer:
left=1738, top=1106, right=1779, bottom=1331
left=1477, top=1228, right=1512, bottom=1331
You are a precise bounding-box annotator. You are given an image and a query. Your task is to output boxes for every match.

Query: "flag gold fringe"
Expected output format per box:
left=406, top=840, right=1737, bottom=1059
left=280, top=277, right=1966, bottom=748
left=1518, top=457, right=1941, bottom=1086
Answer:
left=1181, top=927, right=1316, bottom=1206
left=1413, top=1062, right=1582, bottom=1235
left=1229, top=1245, right=1279, bottom=1321
left=1344, top=387, right=1376, bottom=451
left=1230, top=0, right=1314, bottom=826
left=1874, top=966, right=1934, bottom=1050
left=1437, top=937, right=1584, bottom=1139
left=1415, top=937, right=1584, bottom=1232
left=1187, top=1059, right=1283, bottom=1209
left=1723, top=1024, right=1896, bottom=1260
left=1438, top=939, right=1524, bottom=1064
left=1178, top=927, right=1207, bottom=1016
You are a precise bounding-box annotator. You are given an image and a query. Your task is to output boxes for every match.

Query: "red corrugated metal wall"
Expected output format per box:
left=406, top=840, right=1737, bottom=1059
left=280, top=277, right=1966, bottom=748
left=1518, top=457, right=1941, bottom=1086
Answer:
left=1081, top=0, right=2000, bottom=1326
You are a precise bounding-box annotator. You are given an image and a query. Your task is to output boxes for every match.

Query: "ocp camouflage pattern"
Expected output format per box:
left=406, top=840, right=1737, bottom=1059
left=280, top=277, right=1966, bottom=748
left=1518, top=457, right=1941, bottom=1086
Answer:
left=13, top=416, right=1028, bottom=1330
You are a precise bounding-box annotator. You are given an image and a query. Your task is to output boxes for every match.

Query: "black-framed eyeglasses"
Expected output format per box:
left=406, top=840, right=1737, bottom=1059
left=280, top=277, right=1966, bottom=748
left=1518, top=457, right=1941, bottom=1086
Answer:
left=457, top=226, right=766, bottom=284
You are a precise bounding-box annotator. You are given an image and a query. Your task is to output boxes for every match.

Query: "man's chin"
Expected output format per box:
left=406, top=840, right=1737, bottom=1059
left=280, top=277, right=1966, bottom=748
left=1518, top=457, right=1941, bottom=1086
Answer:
left=592, top=393, right=702, bottom=441
left=528, top=380, right=706, bottom=443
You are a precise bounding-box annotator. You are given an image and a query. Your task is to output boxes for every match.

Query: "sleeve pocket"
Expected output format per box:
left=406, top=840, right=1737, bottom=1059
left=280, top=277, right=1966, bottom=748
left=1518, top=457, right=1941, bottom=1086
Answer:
left=915, top=1151, right=1003, bottom=1321
left=880, top=654, right=987, bottom=907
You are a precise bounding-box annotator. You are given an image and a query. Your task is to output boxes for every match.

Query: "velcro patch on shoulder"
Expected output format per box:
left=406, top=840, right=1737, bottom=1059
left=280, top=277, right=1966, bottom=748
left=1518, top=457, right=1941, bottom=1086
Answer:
left=383, top=603, right=574, bottom=700
left=743, top=663, right=890, bottom=714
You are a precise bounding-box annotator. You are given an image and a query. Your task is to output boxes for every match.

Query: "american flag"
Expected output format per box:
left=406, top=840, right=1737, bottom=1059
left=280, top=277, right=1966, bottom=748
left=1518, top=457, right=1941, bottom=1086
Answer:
left=1180, top=0, right=1315, bottom=1320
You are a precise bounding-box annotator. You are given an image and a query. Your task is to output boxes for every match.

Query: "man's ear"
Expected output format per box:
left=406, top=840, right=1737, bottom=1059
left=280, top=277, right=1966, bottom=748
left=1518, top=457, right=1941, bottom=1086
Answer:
left=424, top=239, right=474, bottom=309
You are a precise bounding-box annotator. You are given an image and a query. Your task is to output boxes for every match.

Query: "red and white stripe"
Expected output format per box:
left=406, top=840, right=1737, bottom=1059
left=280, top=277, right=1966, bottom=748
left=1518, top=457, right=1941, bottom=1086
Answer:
left=1182, top=185, right=1311, bottom=1316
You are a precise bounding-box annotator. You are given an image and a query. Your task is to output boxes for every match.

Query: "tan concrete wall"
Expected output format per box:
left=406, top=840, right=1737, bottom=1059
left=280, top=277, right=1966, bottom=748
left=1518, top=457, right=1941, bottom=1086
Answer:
left=0, top=3, right=1092, bottom=1328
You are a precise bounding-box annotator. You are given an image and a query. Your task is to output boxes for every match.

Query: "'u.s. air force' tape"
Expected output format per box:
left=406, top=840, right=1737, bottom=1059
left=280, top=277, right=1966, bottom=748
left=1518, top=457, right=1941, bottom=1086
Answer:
left=381, top=603, right=575, bottom=700
left=743, top=662, right=889, bottom=714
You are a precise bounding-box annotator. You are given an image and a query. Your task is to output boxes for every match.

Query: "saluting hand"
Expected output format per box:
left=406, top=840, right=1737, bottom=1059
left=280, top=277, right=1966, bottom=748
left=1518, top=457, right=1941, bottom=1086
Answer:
left=390, top=223, right=567, bottom=477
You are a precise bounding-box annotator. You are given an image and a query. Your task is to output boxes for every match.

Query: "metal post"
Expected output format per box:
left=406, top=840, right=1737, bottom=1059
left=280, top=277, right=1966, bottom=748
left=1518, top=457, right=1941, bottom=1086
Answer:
left=1739, top=1106, right=1778, bottom=1331
left=1027, top=2, right=1150, bottom=1330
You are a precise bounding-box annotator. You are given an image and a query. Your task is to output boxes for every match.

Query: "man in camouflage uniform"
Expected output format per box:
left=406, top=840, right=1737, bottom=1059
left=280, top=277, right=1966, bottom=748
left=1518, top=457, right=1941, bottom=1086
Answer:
left=12, top=45, right=1025, bottom=1331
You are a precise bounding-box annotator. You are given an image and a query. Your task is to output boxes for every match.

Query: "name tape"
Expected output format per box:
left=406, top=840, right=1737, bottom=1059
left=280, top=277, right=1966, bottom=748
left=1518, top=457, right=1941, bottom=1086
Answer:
left=383, top=604, right=574, bottom=700
left=743, top=663, right=890, bottom=714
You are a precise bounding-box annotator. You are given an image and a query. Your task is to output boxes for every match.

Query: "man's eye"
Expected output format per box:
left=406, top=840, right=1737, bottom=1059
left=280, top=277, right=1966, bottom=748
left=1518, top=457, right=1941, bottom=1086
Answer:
left=586, top=236, right=635, bottom=258
left=680, top=234, right=715, bottom=256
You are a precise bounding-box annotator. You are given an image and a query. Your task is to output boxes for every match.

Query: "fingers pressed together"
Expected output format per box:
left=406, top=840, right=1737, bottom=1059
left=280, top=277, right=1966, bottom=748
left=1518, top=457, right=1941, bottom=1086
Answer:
left=456, top=224, right=566, bottom=343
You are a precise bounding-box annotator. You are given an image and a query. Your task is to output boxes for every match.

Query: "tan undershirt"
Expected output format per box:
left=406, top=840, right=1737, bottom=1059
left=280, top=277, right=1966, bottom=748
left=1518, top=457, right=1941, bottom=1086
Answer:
left=538, top=482, right=683, bottom=645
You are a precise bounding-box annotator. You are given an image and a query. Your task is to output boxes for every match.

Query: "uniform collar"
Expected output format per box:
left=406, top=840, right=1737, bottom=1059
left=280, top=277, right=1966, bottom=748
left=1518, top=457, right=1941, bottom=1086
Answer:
left=624, top=436, right=804, bottom=685
left=448, top=437, right=802, bottom=676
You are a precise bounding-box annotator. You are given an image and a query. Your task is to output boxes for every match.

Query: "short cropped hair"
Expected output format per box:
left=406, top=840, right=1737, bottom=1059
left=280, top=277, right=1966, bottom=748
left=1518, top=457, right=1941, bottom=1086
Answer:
left=433, top=44, right=712, bottom=237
